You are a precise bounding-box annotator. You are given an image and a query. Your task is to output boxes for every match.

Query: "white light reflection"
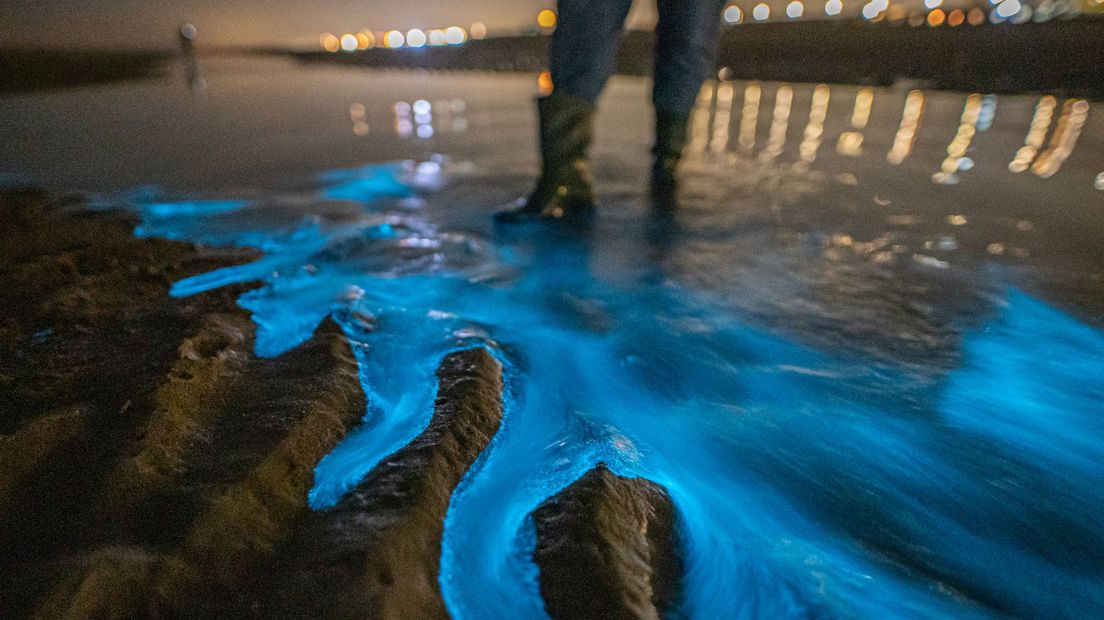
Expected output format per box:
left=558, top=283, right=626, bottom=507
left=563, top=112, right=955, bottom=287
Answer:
left=933, top=93, right=983, bottom=185
left=350, top=102, right=369, bottom=136
left=887, top=90, right=925, bottom=165
left=837, top=87, right=873, bottom=156
left=799, top=84, right=831, bottom=162
left=1032, top=99, right=1089, bottom=178
left=761, top=84, right=794, bottom=162
left=1009, top=95, right=1057, bottom=173
left=837, top=131, right=864, bottom=156
left=738, top=82, right=762, bottom=152
left=976, top=94, right=998, bottom=132
left=393, top=98, right=467, bottom=140
left=710, top=80, right=736, bottom=154
left=850, top=88, right=874, bottom=129
left=687, top=81, right=716, bottom=155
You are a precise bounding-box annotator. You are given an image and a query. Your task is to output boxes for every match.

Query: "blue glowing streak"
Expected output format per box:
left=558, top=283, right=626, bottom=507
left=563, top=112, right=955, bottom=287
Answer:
left=124, top=161, right=1104, bottom=619
left=318, top=162, right=416, bottom=201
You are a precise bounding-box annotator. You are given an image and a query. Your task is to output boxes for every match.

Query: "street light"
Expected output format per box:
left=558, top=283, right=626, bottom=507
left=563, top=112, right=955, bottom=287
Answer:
left=537, top=9, right=557, bottom=29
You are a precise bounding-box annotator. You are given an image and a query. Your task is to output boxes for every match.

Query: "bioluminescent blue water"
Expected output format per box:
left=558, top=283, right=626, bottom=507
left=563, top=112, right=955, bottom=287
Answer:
left=122, top=160, right=1104, bottom=619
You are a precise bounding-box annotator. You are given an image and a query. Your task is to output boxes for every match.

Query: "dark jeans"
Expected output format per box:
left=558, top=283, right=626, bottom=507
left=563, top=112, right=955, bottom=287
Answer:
left=550, top=0, right=727, bottom=116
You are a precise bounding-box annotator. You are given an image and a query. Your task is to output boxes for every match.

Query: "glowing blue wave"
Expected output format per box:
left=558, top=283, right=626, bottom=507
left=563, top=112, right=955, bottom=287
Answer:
left=123, top=160, right=1104, bottom=619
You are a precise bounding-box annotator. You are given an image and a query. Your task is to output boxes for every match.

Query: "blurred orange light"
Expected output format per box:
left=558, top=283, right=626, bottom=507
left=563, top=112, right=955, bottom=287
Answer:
left=471, top=22, right=487, bottom=39
left=537, top=71, right=554, bottom=95
left=356, top=32, right=374, bottom=49
left=967, top=7, right=985, bottom=24
left=321, top=33, right=340, bottom=52
left=537, top=9, right=557, bottom=29
left=927, top=8, right=946, bottom=25
left=947, top=8, right=965, bottom=25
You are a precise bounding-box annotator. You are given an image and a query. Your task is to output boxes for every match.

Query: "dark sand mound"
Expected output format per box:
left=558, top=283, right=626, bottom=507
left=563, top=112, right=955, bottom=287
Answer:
left=533, top=464, right=682, bottom=620
left=0, top=188, right=366, bottom=616
left=268, top=348, right=503, bottom=620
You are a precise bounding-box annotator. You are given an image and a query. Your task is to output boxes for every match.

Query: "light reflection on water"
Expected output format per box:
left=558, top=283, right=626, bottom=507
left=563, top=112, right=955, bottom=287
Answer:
left=6, top=61, right=1104, bottom=617
left=680, top=78, right=1095, bottom=189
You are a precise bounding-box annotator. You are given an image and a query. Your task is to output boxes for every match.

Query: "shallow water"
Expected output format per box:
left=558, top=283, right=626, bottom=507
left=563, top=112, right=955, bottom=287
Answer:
left=4, top=57, right=1103, bottom=618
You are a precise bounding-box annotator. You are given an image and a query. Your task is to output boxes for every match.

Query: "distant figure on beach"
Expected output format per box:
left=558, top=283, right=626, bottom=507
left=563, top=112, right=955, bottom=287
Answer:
left=496, top=0, right=726, bottom=222
left=177, top=23, right=206, bottom=94
left=178, top=23, right=197, bottom=55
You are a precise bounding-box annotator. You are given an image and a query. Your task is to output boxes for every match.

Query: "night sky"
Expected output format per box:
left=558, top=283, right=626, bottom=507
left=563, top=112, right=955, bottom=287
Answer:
left=0, top=0, right=659, bottom=50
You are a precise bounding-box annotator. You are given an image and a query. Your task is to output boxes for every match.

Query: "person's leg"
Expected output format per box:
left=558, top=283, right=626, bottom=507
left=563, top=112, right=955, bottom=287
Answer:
left=653, top=0, right=726, bottom=115
left=650, top=0, right=726, bottom=209
left=496, top=0, right=634, bottom=222
left=550, top=0, right=635, bottom=105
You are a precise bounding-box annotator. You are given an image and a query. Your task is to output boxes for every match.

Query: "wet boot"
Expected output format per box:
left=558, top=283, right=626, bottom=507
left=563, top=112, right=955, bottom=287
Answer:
left=650, top=109, right=691, bottom=213
left=495, top=94, right=596, bottom=223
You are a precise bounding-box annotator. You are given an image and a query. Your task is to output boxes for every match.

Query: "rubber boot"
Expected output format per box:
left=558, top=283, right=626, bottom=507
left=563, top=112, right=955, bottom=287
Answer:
left=495, top=94, right=596, bottom=223
left=650, top=109, right=691, bottom=213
